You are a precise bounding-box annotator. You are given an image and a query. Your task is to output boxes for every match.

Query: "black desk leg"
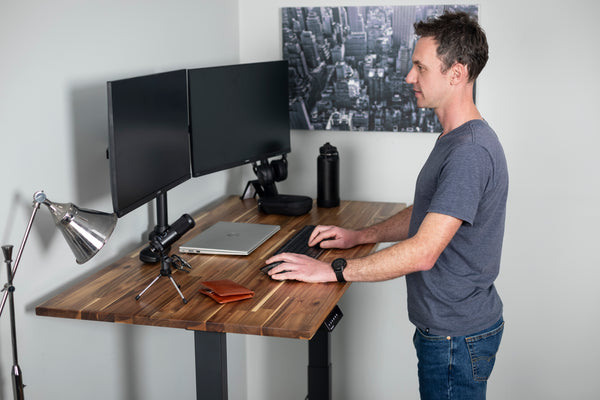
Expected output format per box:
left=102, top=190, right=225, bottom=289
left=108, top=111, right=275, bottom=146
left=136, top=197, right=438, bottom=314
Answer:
left=308, top=327, right=331, bottom=400
left=195, top=331, right=228, bottom=400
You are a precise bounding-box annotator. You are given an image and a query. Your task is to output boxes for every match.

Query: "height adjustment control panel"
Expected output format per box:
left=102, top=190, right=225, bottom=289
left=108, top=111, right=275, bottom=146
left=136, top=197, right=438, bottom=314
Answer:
left=322, top=305, right=343, bottom=332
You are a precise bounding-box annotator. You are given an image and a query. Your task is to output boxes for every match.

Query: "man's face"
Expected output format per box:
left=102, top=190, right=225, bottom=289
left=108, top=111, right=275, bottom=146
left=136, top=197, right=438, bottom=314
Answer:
left=406, top=36, right=451, bottom=110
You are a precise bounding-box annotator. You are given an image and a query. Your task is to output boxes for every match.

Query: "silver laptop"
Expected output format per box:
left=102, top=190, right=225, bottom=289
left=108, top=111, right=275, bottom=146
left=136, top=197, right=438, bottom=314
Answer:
left=179, top=221, right=280, bottom=256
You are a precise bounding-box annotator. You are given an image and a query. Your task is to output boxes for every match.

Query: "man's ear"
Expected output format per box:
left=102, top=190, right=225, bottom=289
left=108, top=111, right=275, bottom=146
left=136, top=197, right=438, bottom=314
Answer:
left=450, top=63, right=469, bottom=85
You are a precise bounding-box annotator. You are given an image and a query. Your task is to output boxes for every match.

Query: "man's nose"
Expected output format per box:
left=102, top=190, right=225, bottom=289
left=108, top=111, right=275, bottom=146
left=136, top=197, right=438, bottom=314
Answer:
left=406, top=67, right=416, bottom=84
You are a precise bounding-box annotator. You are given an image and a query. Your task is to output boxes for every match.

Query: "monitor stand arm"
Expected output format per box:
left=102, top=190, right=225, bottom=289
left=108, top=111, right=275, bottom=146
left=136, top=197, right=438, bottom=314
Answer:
left=139, top=192, right=170, bottom=263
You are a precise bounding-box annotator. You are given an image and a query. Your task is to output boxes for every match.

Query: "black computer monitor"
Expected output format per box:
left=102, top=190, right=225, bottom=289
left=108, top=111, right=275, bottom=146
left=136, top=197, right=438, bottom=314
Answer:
left=107, top=69, right=190, bottom=219
left=187, top=60, right=290, bottom=178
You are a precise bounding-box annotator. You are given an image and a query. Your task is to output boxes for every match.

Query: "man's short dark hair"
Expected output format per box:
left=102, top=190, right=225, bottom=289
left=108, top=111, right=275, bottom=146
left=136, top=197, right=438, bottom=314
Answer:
left=414, top=11, right=488, bottom=81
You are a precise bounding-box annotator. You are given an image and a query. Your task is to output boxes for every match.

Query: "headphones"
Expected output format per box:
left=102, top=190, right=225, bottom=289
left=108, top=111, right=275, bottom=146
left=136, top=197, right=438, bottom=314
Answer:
left=253, top=155, right=287, bottom=187
left=271, top=156, right=288, bottom=182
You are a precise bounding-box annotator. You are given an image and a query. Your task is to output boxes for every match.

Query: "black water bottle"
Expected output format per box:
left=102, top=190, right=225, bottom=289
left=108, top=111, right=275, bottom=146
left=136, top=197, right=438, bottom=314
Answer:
left=317, top=142, right=340, bottom=208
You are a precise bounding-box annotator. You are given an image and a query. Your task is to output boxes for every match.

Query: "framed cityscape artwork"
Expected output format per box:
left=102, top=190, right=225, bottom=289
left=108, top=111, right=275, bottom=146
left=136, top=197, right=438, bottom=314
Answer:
left=282, top=4, right=479, bottom=132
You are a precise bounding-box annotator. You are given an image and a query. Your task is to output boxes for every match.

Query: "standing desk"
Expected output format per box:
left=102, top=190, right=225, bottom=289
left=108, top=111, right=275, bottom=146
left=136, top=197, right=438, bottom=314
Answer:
left=36, top=196, right=406, bottom=399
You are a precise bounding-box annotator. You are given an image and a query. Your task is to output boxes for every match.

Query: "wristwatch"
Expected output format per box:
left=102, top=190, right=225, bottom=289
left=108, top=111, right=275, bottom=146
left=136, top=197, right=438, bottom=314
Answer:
left=331, top=258, right=347, bottom=283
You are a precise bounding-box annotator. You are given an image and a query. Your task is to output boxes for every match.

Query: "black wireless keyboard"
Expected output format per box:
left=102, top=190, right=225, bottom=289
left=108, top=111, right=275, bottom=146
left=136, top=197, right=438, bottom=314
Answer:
left=260, top=225, right=324, bottom=274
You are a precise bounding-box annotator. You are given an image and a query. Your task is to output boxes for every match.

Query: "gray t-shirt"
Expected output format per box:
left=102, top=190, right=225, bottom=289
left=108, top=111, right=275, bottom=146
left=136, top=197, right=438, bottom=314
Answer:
left=406, top=119, right=508, bottom=336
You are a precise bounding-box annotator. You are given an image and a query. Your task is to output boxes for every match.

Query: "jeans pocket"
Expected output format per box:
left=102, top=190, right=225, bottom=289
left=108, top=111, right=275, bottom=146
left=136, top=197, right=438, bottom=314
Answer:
left=465, top=320, right=504, bottom=382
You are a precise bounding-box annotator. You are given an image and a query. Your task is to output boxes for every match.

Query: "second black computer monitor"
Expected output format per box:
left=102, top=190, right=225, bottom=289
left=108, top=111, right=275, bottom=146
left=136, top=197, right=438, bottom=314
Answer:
left=188, top=60, right=291, bottom=178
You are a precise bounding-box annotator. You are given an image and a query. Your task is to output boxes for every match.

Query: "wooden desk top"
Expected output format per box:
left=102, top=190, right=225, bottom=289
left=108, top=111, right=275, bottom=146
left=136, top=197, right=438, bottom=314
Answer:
left=36, top=196, right=405, bottom=340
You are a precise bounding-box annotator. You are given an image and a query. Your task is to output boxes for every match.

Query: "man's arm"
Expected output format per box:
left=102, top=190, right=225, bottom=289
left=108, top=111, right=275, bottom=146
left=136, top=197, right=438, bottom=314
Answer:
left=308, top=205, right=414, bottom=249
left=267, top=211, right=462, bottom=283
left=359, top=204, right=414, bottom=243
left=343, top=212, right=462, bottom=281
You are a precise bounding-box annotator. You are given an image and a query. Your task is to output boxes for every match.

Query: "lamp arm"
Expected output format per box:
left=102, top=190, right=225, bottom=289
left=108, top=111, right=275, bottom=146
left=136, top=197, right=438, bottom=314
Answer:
left=0, top=195, right=43, bottom=318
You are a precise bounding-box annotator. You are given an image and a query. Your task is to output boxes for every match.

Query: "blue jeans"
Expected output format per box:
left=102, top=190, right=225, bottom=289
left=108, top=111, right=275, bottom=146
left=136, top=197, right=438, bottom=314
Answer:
left=413, top=318, right=504, bottom=400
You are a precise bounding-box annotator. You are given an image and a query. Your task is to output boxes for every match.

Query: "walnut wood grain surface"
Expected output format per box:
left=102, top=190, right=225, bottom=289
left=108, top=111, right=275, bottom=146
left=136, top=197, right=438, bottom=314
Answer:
left=36, top=196, right=405, bottom=340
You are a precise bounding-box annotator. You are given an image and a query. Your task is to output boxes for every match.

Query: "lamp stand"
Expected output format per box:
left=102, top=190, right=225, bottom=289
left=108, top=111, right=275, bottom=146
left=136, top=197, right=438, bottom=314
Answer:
left=0, top=190, right=116, bottom=400
left=2, top=245, right=25, bottom=400
left=0, top=195, right=40, bottom=400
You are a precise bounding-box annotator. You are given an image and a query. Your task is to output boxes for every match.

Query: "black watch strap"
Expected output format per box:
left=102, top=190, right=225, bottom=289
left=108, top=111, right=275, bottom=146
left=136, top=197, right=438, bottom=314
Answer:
left=331, top=258, right=347, bottom=283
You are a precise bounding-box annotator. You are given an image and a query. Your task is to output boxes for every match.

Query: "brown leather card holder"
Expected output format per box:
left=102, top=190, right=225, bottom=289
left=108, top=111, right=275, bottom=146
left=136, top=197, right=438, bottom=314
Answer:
left=199, top=279, right=255, bottom=304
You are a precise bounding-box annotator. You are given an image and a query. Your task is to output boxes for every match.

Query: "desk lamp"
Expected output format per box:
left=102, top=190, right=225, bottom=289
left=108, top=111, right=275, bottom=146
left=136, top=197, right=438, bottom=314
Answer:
left=1, top=191, right=117, bottom=400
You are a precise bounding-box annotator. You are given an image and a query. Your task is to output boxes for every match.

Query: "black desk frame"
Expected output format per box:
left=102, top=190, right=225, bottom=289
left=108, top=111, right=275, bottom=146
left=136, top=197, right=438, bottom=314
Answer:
left=195, top=327, right=332, bottom=400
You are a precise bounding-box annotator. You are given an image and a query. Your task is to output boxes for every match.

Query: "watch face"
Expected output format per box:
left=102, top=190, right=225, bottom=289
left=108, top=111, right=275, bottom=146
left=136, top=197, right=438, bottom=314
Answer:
left=332, top=258, right=346, bottom=270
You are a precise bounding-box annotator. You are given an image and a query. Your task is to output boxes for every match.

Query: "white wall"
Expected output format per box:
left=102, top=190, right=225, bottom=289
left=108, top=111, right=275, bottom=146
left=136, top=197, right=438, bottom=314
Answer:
left=2, top=1, right=599, bottom=399
left=239, top=0, right=600, bottom=399
left=0, top=1, right=242, bottom=399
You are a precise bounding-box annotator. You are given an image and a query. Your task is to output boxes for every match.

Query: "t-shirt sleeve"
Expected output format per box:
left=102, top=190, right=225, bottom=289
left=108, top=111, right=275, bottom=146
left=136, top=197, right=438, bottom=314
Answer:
left=427, top=144, right=492, bottom=225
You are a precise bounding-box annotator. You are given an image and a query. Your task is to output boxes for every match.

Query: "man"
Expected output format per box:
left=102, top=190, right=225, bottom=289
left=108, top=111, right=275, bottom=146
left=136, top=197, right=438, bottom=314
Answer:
left=266, top=11, right=508, bottom=400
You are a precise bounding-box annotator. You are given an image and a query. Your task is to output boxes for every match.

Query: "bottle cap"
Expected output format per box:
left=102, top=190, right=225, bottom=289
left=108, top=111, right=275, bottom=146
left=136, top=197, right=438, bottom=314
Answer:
left=319, top=142, right=338, bottom=156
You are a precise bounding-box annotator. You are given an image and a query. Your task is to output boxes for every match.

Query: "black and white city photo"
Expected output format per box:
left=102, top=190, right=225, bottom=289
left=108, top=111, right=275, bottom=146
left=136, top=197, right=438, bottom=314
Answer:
left=282, top=4, right=479, bottom=133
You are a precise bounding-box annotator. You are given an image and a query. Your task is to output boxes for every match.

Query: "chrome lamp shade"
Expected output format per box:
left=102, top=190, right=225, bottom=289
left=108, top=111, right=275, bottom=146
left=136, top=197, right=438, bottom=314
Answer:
left=42, top=196, right=117, bottom=264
